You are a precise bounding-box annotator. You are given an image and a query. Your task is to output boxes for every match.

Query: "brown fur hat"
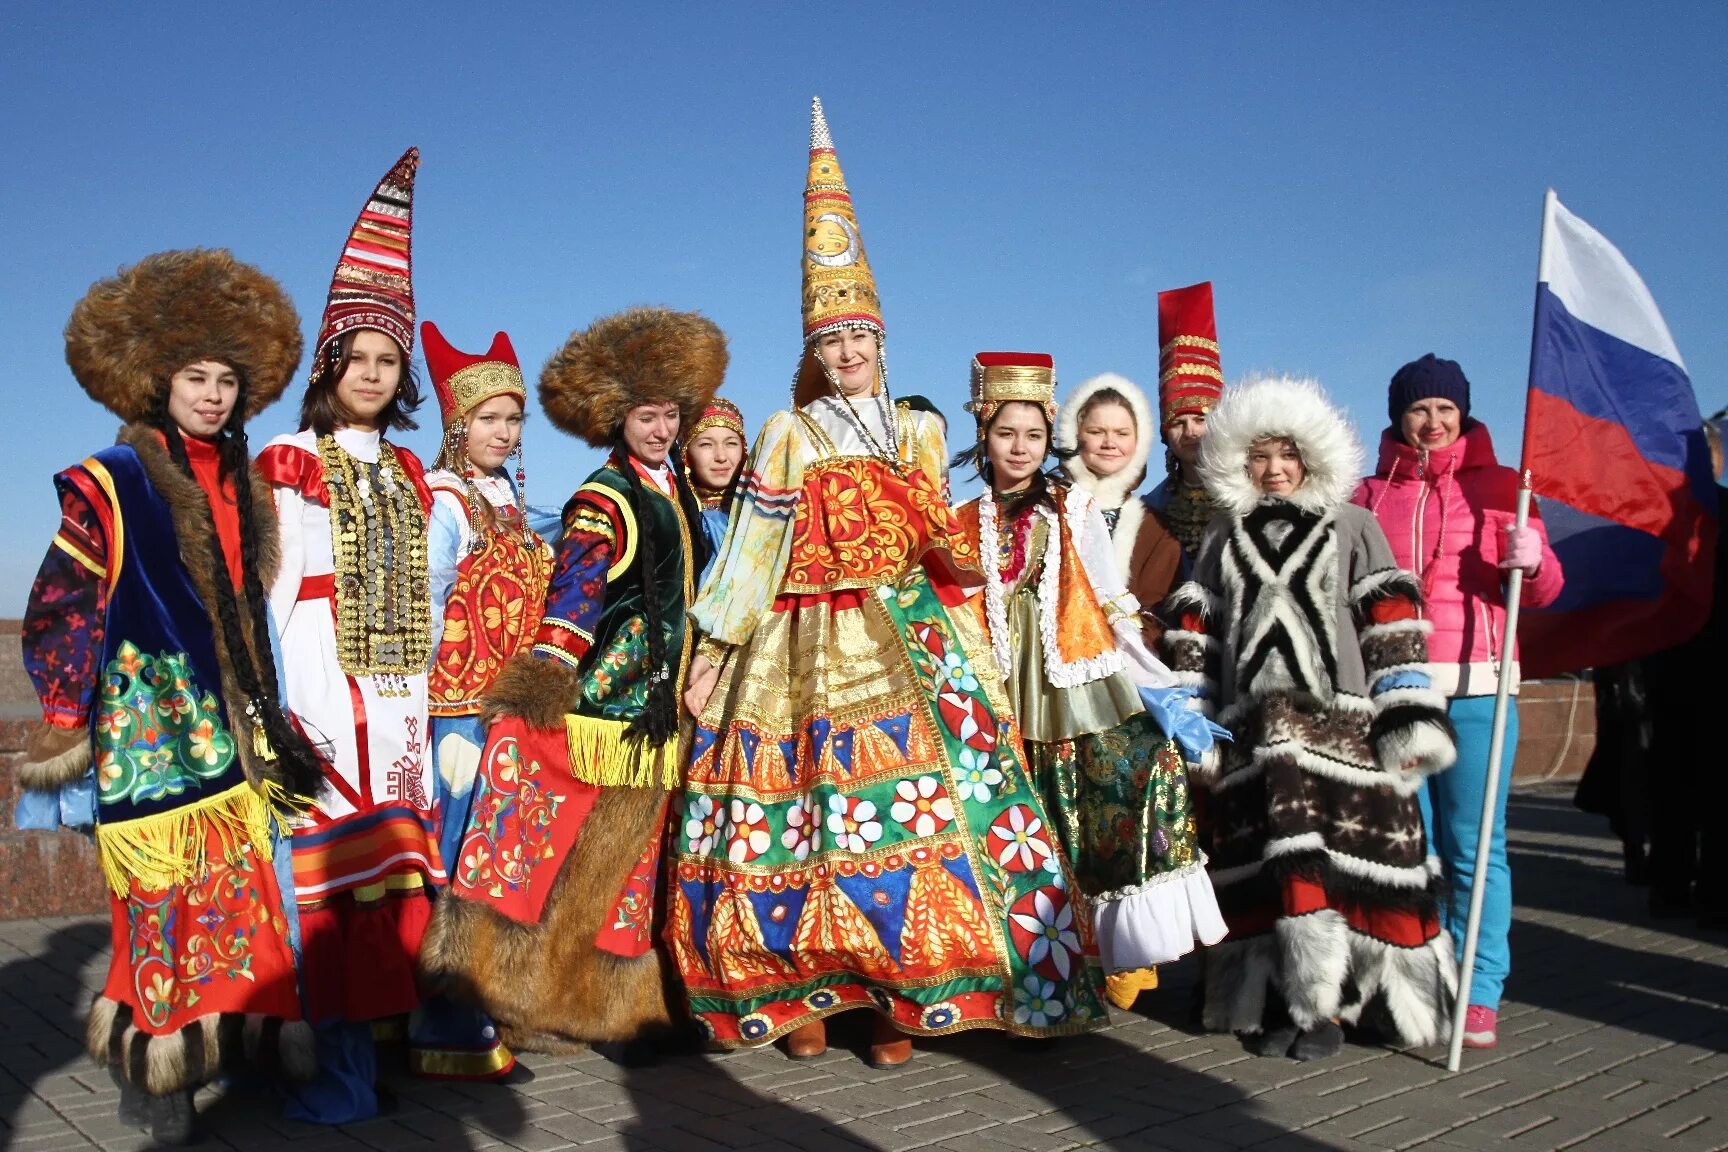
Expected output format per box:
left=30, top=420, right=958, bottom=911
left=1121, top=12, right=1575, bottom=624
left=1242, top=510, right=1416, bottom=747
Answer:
left=539, top=307, right=728, bottom=448
left=65, top=249, right=304, bottom=423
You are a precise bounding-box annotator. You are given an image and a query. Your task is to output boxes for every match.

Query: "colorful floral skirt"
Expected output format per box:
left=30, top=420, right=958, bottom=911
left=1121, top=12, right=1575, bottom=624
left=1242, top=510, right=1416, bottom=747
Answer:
left=1023, top=716, right=1226, bottom=972
left=670, top=567, right=1108, bottom=1045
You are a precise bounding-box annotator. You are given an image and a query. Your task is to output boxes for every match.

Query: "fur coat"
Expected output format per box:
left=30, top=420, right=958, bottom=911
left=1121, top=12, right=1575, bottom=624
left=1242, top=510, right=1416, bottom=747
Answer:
left=1160, top=376, right=1458, bottom=1046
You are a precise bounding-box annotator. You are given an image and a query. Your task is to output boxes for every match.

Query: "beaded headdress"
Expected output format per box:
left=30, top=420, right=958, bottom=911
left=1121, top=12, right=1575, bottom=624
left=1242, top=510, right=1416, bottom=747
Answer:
left=315, top=147, right=419, bottom=365
left=64, top=249, right=303, bottom=424
left=967, top=352, right=1057, bottom=433
left=793, top=97, right=886, bottom=410
left=1158, top=281, right=1223, bottom=426
left=687, top=397, right=745, bottom=445
left=422, top=321, right=526, bottom=426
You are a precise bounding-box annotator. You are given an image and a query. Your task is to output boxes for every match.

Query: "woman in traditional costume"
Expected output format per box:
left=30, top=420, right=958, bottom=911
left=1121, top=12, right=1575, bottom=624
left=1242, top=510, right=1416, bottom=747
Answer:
left=673, top=98, right=1109, bottom=1070
left=1160, top=375, right=1457, bottom=1061
left=955, top=353, right=1227, bottom=1014
left=1145, top=283, right=1229, bottom=574
left=18, top=250, right=319, bottom=1143
left=684, top=397, right=747, bottom=569
left=1055, top=371, right=1181, bottom=651
left=257, top=148, right=442, bottom=1121
left=420, top=307, right=723, bottom=1061
left=409, top=321, right=558, bottom=1080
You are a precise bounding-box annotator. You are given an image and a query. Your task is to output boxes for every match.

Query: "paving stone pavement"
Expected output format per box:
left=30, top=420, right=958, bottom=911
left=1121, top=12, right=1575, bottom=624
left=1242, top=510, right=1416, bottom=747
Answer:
left=1, top=784, right=1722, bottom=1152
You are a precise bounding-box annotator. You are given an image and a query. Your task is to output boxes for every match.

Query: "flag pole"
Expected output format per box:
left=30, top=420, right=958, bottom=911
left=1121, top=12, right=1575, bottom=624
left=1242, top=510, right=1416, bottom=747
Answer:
left=1447, top=188, right=1554, bottom=1073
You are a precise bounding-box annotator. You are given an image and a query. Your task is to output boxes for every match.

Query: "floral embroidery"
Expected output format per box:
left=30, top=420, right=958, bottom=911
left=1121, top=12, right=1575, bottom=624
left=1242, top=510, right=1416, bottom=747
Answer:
left=825, top=795, right=883, bottom=853
left=727, top=801, right=772, bottom=864
left=1012, top=974, right=1065, bottom=1027
left=889, top=776, right=955, bottom=837
left=95, top=642, right=236, bottom=807
left=685, top=795, right=725, bottom=855
left=954, top=750, right=1004, bottom=804
left=450, top=737, right=567, bottom=898
left=989, top=805, right=1056, bottom=874
left=781, top=794, right=824, bottom=860
left=1008, top=887, right=1082, bottom=981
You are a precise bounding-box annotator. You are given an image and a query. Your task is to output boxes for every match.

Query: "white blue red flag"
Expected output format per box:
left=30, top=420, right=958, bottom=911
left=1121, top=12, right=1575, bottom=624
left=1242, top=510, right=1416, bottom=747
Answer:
left=1519, top=191, right=1717, bottom=677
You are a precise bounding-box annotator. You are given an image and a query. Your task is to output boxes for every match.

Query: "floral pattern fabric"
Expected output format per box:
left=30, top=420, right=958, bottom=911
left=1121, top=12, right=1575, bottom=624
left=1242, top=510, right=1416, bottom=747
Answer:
left=671, top=410, right=1106, bottom=1045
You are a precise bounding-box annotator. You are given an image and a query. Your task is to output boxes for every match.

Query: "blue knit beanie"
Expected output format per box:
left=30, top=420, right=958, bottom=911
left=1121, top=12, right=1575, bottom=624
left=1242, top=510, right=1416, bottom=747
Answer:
left=1388, top=354, right=1470, bottom=425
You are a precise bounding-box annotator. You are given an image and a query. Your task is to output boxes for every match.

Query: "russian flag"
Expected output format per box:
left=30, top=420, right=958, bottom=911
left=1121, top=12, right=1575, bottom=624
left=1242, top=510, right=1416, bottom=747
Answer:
left=1519, top=191, right=1716, bottom=678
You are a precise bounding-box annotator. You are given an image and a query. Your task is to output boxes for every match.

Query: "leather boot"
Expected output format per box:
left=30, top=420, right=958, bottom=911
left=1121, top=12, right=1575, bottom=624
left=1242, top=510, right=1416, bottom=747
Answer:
left=866, top=1014, right=913, bottom=1069
left=783, top=1018, right=827, bottom=1060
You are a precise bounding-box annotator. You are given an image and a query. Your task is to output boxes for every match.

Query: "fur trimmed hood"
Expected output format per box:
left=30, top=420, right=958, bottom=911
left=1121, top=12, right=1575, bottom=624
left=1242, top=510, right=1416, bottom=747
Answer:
left=1197, top=375, right=1364, bottom=517
left=65, top=249, right=303, bottom=424
left=1056, top=372, right=1156, bottom=512
left=540, top=308, right=728, bottom=449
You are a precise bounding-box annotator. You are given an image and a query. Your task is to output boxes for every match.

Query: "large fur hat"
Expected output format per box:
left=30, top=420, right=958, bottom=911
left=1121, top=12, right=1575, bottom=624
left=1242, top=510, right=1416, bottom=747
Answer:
left=64, top=249, right=303, bottom=424
left=1197, top=374, right=1364, bottom=517
left=539, top=307, right=728, bottom=448
left=1055, top=371, right=1156, bottom=512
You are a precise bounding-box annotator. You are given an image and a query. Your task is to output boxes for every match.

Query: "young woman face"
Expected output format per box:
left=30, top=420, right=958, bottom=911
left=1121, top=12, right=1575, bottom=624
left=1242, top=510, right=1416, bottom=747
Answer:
left=687, top=428, right=746, bottom=491
left=1164, top=412, right=1208, bottom=470
left=621, top=402, right=682, bottom=468
left=1247, top=437, right=1306, bottom=495
left=1400, top=397, right=1462, bottom=451
left=1077, top=399, right=1138, bottom=479
left=465, top=394, right=524, bottom=473
left=986, top=402, right=1050, bottom=493
left=333, top=329, right=404, bottom=430
left=814, top=327, right=880, bottom=398
left=167, top=359, right=240, bottom=440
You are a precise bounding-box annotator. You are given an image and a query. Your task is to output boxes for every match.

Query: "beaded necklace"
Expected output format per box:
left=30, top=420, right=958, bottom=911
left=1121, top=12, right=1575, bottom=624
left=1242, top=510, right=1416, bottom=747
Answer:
left=319, top=434, right=431, bottom=677
left=1166, top=478, right=1222, bottom=559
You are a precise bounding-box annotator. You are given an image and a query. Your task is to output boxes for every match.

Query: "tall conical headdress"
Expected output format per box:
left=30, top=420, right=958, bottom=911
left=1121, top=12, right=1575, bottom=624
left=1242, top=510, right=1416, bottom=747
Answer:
left=315, top=147, right=419, bottom=363
left=421, top=320, right=525, bottom=427
left=1157, top=281, right=1223, bottom=425
left=794, top=97, right=884, bottom=408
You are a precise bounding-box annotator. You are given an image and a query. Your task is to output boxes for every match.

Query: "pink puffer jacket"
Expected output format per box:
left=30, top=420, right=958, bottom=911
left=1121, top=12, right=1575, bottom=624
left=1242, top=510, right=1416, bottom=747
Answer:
left=1351, top=422, right=1563, bottom=697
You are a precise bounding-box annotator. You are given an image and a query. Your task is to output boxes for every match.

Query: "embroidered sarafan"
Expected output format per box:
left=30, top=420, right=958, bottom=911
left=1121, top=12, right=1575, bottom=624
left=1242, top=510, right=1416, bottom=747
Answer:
left=671, top=404, right=1108, bottom=1045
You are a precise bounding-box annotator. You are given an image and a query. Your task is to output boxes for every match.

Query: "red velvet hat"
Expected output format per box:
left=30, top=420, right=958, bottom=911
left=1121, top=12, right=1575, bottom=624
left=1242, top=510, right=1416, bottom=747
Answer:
left=967, top=351, right=1057, bottom=430
left=315, top=147, right=419, bottom=362
left=420, top=320, right=526, bottom=427
left=1157, top=281, right=1223, bottom=425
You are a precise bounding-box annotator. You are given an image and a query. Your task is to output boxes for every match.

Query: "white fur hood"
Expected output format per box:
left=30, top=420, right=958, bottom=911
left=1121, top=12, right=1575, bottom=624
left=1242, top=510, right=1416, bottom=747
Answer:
left=1055, top=372, right=1155, bottom=512
left=1197, top=374, right=1364, bottom=517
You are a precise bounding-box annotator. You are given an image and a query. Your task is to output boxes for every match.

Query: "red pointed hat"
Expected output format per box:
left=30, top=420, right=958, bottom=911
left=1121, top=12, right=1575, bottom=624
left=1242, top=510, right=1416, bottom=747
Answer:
left=967, top=351, right=1057, bottom=430
left=420, top=320, right=526, bottom=426
left=315, top=147, right=419, bottom=361
left=1157, top=281, right=1223, bottom=425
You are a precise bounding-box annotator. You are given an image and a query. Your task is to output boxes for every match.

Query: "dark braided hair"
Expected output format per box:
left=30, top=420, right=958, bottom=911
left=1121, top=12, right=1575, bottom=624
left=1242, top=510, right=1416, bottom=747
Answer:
left=155, top=387, right=326, bottom=798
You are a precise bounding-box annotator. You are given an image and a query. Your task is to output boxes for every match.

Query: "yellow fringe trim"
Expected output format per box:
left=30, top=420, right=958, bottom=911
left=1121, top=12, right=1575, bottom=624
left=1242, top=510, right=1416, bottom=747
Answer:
left=563, top=713, right=679, bottom=789
left=94, top=779, right=275, bottom=899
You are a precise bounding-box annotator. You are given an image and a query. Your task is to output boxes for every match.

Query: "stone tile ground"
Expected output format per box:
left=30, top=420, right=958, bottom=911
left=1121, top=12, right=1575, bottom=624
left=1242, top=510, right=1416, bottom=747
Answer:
left=1, top=784, right=1722, bottom=1151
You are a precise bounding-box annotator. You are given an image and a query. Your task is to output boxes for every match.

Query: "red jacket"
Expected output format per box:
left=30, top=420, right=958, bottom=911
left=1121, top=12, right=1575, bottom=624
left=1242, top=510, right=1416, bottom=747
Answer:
left=1351, top=421, right=1563, bottom=696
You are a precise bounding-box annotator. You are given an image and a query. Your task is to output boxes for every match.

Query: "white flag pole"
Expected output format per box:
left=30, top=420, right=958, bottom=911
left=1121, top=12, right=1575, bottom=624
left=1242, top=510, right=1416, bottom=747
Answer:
left=1446, top=188, right=1554, bottom=1073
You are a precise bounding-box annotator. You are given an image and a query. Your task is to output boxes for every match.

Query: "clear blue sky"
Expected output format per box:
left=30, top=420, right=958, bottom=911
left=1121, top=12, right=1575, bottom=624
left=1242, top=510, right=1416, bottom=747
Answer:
left=3, top=3, right=1724, bottom=611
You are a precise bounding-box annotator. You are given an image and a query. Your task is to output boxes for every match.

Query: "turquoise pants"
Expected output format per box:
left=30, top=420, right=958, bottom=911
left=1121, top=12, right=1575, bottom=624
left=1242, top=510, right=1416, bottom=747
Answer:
left=1418, top=695, right=1517, bottom=1012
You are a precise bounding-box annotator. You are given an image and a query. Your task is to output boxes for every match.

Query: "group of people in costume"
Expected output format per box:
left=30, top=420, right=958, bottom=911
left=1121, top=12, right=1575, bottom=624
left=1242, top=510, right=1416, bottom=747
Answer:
left=16, top=96, right=1560, bottom=1145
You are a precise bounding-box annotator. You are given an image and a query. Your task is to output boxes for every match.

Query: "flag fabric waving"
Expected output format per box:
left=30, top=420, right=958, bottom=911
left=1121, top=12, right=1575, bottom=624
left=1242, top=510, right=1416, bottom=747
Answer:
left=1519, top=191, right=1717, bottom=678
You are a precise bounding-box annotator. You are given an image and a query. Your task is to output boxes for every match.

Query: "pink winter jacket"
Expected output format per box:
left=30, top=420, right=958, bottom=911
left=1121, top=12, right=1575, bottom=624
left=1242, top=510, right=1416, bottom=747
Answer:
left=1351, top=422, right=1563, bottom=697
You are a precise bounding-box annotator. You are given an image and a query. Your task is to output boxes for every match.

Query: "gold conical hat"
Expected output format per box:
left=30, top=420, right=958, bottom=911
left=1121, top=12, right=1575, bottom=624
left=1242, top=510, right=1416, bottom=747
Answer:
left=802, top=97, right=883, bottom=340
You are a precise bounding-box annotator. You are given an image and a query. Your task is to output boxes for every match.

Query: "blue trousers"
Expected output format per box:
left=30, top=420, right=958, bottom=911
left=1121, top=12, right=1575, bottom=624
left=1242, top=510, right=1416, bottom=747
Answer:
left=1418, top=695, right=1517, bottom=1012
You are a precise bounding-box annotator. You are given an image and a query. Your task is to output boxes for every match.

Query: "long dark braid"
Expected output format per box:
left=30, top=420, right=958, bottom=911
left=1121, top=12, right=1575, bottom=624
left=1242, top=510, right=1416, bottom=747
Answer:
left=156, top=390, right=326, bottom=798
left=618, top=454, right=678, bottom=746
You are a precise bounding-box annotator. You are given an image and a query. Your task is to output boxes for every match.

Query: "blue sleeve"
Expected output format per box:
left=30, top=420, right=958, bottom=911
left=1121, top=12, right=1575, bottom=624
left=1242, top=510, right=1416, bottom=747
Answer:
left=427, top=498, right=464, bottom=660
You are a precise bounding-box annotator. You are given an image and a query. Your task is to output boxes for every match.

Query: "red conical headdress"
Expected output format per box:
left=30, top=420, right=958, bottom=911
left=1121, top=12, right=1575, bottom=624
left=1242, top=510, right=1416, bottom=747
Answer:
left=421, top=320, right=526, bottom=427
left=315, top=147, right=419, bottom=362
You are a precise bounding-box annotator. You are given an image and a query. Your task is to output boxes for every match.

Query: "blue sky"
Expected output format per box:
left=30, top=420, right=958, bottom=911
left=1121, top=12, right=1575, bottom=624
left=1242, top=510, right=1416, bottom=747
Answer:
left=2, top=3, right=1724, bottom=610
